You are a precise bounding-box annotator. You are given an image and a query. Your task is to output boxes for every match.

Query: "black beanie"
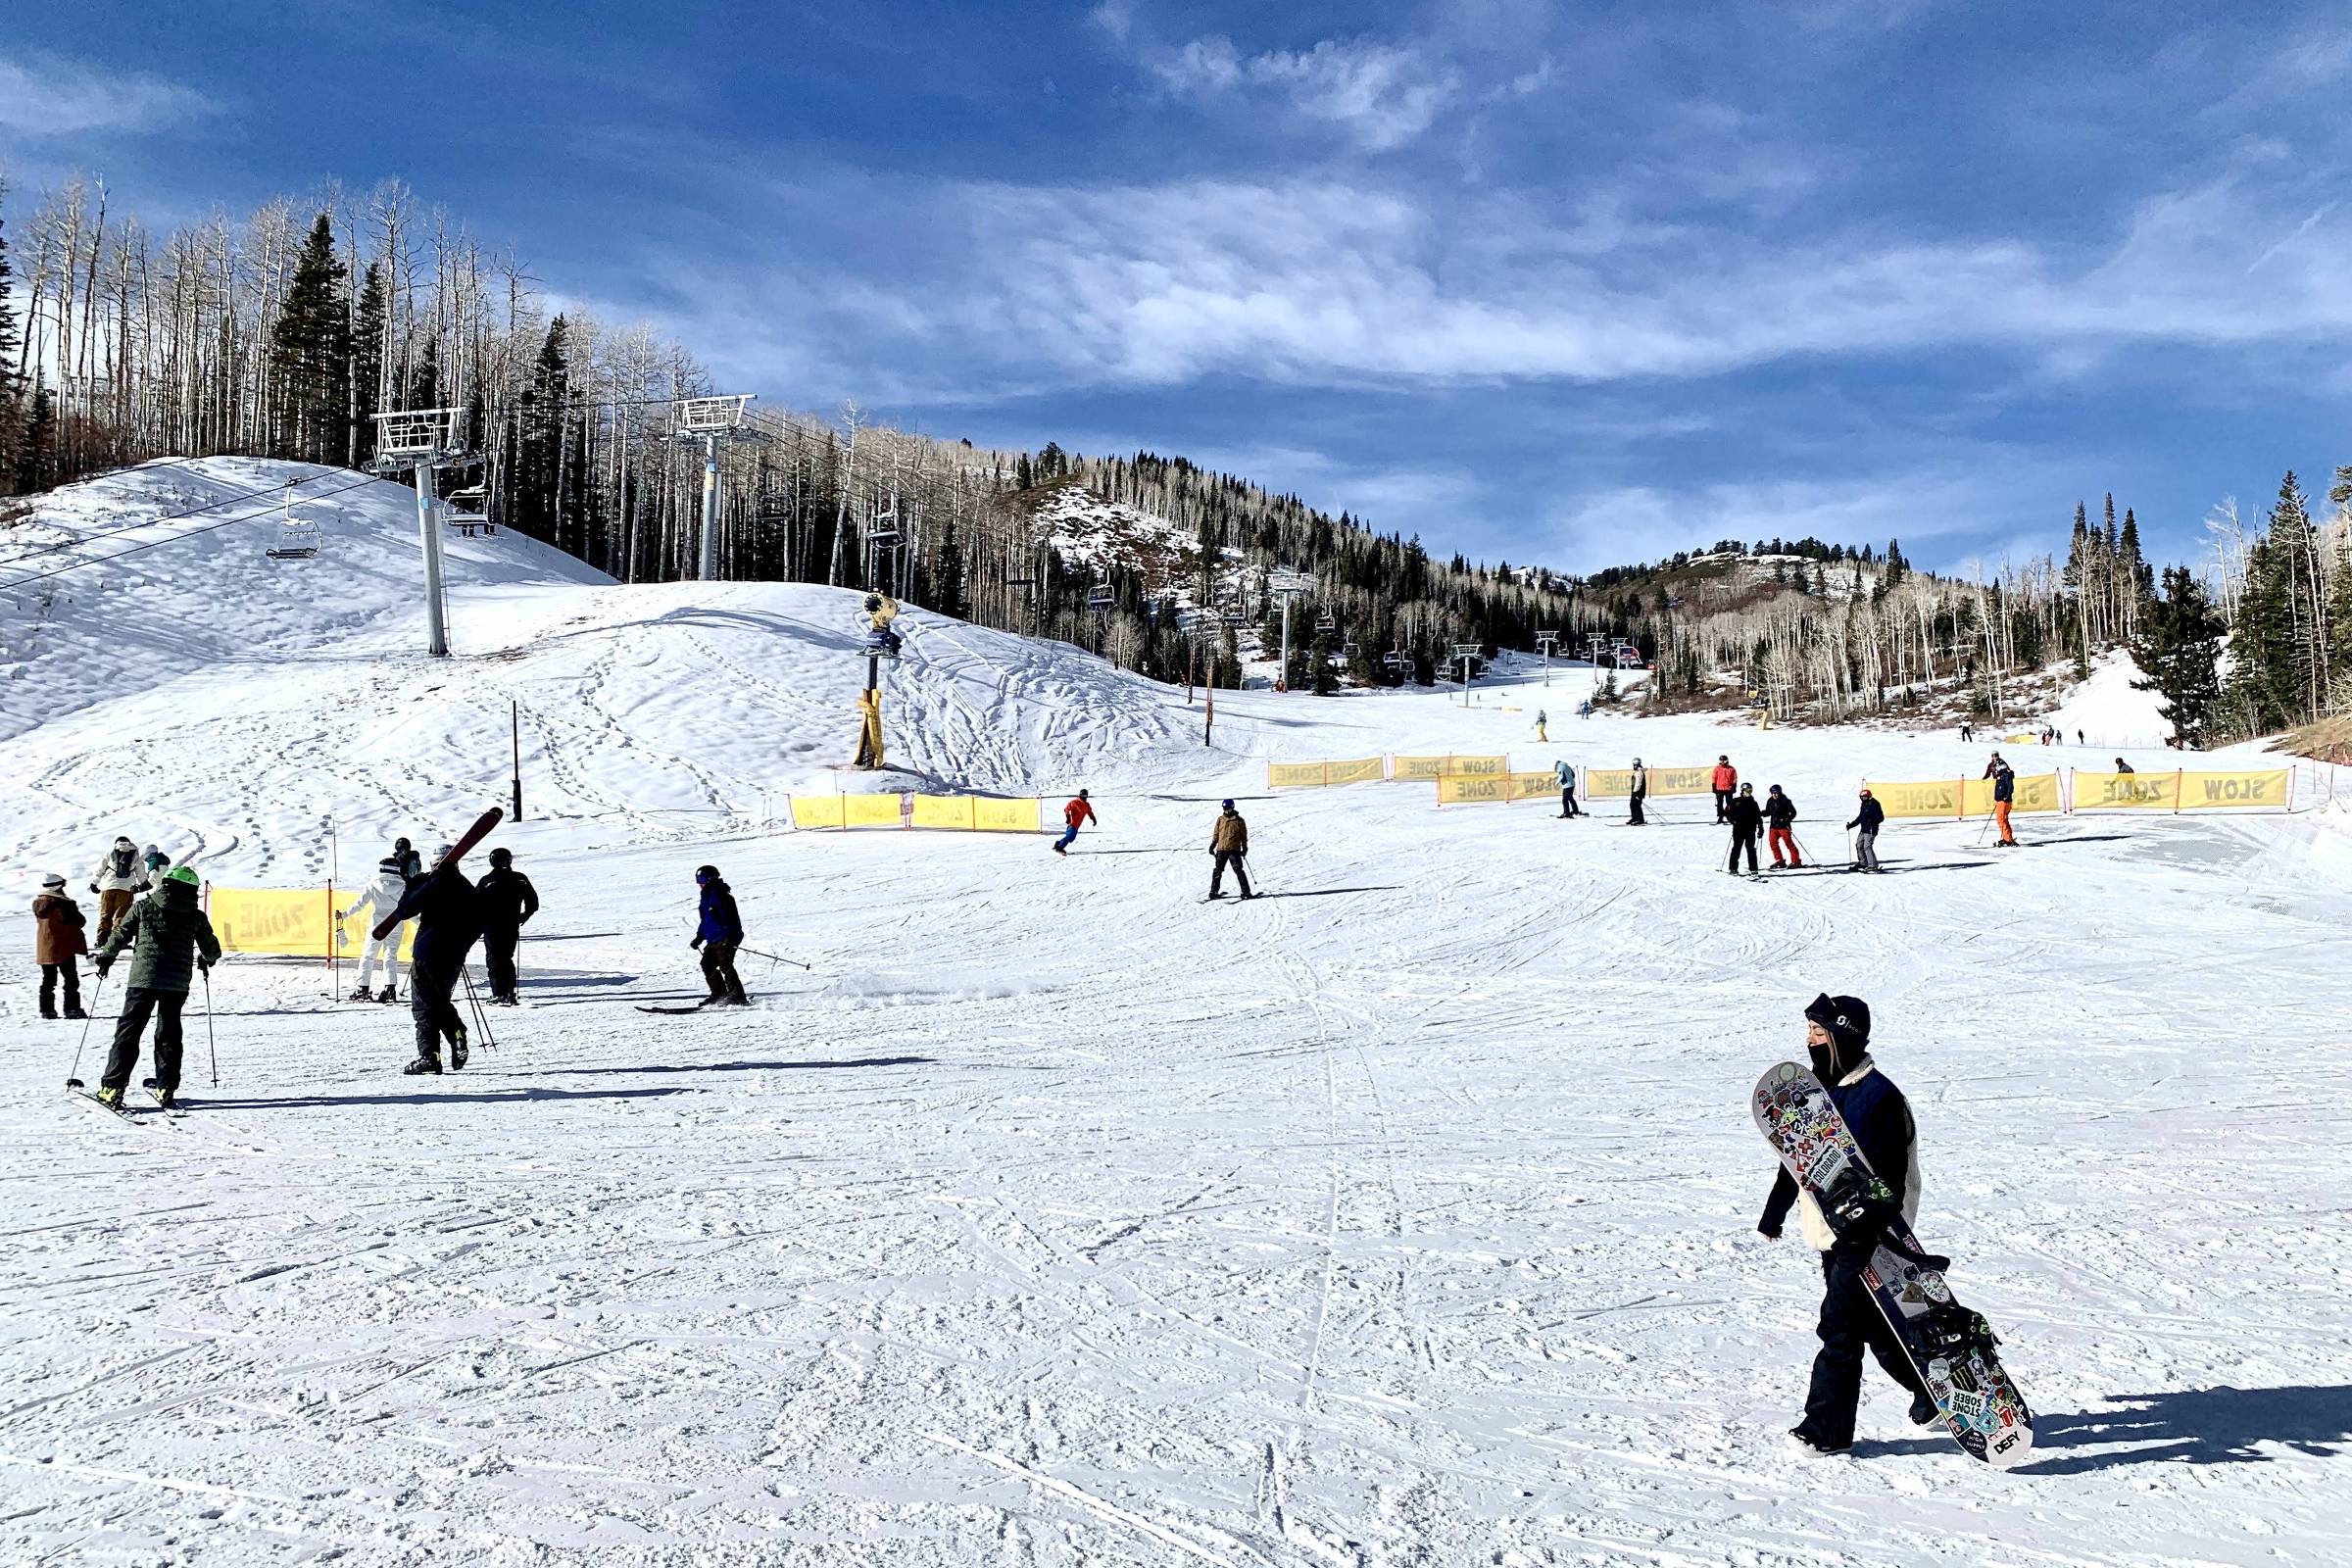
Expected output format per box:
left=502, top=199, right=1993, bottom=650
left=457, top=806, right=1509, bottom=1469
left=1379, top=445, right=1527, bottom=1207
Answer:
left=1805, top=993, right=1872, bottom=1076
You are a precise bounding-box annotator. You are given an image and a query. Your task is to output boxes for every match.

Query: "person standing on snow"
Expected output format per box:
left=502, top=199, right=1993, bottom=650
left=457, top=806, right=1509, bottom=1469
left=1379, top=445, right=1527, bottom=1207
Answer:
left=1984, top=755, right=2019, bottom=846
left=1758, top=994, right=1938, bottom=1455
left=1627, top=760, right=1649, bottom=825
left=33, top=873, right=91, bottom=1020
left=90, top=865, right=220, bottom=1109
left=338, top=857, right=414, bottom=1002
left=1054, top=789, right=1097, bottom=857
left=391, top=837, right=424, bottom=882
left=691, top=864, right=749, bottom=1006
left=1712, top=755, right=1739, bottom=823
left=1846, top=789, right=1886, bottom=872
left=1536, top=710, right=1548, bottom=742
left=1959, top=721, right=1975, bottom=744
left=1726, top=782, right=1764, bottom=876
left=1765, top=785, right=1802, bottom=868
left=1554, top=759, right=1584, bottom=818
left=2114, top=758, right=2134, bottom=775
left=382, top=845, right=485, bottom=1074
left=1207, top=800, right=1254, bottom=901
left=89, top=836, right=149, bottom=946
left=475, top=847, right=539, bottom=1005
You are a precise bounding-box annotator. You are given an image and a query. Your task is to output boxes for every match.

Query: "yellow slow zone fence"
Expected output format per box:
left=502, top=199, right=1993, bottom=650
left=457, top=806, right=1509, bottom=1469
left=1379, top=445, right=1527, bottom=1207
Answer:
left=788, top=793, right=1045, bottom=831
left=1582, top=766, right=1714, bottom=799
left=208, top=887, right=416, bottom=959
left=1435, top=771, right=1559, bottom=805
left=2067, top=768, right=2293, bottom=813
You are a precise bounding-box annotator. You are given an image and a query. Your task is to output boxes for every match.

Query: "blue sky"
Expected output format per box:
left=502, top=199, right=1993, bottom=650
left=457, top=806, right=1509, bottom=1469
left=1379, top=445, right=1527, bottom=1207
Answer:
left=8, top=1, right=2352, bottom=574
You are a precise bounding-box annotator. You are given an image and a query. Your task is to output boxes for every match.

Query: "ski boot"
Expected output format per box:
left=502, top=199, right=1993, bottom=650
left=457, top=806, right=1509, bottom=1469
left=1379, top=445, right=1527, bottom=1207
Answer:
left=92, top=1085, right=125, bottom=1108
left=376, top=987, right=398, bottom=1004
left=403, top=1054, right=443, bottom=1076
left=40, top=1007, right=58, bottom=1021
left=142, top=1079, right=176, bottom=1110
left=449, top=1025, right=469, bottom=1072
left=65, top=1004, right=87, bottom=1020
left=349, top=984, right=375, bottom=1003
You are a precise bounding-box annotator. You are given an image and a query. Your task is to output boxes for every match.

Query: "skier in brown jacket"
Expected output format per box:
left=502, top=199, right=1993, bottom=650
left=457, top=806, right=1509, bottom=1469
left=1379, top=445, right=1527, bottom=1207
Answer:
left=1207, top=800, right=1255, bottom=901
left=33, top=873, right=91, bottom=1020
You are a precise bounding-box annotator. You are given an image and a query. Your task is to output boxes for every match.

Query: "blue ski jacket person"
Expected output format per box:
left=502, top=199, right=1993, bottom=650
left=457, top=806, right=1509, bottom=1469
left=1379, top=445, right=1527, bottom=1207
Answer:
left=691, top=865, right=750, bottom=1005
left=1846, top=796, right=1886, bottom=833
left=695, top=871, right=744, bottom=946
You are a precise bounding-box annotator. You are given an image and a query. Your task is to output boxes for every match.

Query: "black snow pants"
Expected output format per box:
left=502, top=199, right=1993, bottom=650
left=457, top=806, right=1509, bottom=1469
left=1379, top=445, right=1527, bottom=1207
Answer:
left=1629, top=789, right=1647, bottom=825
left=1209, top=851, right=1252, bottom=899
left=1728, top=829, right=1759, bottom=874
left=410, top=959, right=466, bottom=1061
left=1800, top=1247, right=1928, bottom=1447
left=1560, top=788, right=1583, bottom=817
left=103, top=986, right=187, bottom=1094
left=701, top=941, right=748, bottom=1004
left=1714, top=788, right=1734, bottom=823
left=41, top=959, right=82, bottom=1016
left=483, top=925, right=520, bottom=1000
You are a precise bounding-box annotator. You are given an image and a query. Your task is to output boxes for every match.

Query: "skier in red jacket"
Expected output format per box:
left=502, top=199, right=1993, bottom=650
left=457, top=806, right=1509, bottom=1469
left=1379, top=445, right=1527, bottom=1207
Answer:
left=1712, top=756, right=1739, bottom=822
left=1054, top=790, right=1096, bottom=856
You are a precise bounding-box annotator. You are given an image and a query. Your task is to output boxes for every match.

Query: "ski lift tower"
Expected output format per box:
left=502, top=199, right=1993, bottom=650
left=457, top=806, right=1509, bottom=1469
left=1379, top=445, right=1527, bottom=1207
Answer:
left=1267, top=567, right=1313, bottom=691
left=668, top=394, right=757, bottom=582
left=369, top=407, right=469, bottom=657
left=1536, top=628, right=1560, bottom=686
left=1452, top=642, right=1483, bottom=707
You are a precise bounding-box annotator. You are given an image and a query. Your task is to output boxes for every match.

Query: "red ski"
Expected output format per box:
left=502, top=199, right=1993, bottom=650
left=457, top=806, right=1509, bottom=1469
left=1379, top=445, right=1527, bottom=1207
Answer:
left=374, top=808, right=502, bottom=940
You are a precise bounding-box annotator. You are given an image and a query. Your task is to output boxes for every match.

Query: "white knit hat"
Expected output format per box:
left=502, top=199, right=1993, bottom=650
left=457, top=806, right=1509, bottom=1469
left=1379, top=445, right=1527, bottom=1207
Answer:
left=40, top=872, right=67, bottom=888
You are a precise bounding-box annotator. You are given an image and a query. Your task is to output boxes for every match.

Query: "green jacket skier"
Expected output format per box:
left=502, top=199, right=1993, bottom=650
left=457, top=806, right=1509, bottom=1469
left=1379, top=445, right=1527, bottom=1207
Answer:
left=91, top=866, right=220, bottom=1107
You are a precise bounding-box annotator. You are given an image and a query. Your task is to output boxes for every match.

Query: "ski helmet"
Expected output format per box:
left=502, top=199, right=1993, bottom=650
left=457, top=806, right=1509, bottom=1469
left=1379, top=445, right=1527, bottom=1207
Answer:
left=488, top=847, right=513, bottom=866
left=114, top=836, right=135, bottom=849
left=695, top=863, right=720, bottom=883
left=1077, top=789, right=1090, bottom=800
left=433, top=844, right=454, bottom=860
left=164, top=864, right=200, bottom=888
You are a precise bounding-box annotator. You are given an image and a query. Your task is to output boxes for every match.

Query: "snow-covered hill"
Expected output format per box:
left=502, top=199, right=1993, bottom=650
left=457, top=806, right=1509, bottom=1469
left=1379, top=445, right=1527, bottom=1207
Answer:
left=4, top=461, right=2350, bottom=1566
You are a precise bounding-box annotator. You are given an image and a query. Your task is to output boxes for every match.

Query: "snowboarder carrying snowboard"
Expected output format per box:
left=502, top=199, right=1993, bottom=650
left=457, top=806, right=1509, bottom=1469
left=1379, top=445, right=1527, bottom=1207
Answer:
left=1725, top=783, right=1763, bottom=875
left=339, top=857, right=413, bottom=1002
left=692, top=864, right=750, bottom=1005
left=90, top=865, right=220, bottom=1109
left=1846, top=789, right=1886, bottom=872
left=1207, top=800, right=1254, bottom=900
left=1758, top=994, right=1937, bottom=1454
left=383, top=845, right=485, bottom=1074
left=476, top=847, right=539, bottom=1004
left=33, top=873, right=90, bottom=1020
left=1054, top=790, right=1096, bottom=856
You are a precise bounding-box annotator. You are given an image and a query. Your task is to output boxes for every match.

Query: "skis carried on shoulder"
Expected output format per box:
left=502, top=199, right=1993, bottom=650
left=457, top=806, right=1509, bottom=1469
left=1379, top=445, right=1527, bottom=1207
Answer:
left=374, top=807, right=503, bottom=941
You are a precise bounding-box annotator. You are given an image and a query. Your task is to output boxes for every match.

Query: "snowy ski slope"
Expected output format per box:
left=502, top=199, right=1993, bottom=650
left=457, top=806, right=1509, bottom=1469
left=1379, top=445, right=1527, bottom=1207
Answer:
left=2, top=461, right=2349, bottom=1565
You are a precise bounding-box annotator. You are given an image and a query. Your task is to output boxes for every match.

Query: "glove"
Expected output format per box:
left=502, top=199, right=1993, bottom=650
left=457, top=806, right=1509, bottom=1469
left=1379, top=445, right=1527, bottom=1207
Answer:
left=1757, top=1218, right=1782, bottom=1241
left=89, top=883, right=100, bottom=895
left=95, top=958, right=113, bottom=978
left=690, top=935, right=704, bottom=950
left=199, top=959, right=215, bottom=974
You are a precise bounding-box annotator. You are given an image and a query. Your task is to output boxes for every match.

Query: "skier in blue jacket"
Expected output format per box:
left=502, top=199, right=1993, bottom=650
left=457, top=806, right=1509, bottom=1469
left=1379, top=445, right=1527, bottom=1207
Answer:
left=691, top=864, right=749, bottom=1006
left=1759, top=993, right=1937, bottom=1454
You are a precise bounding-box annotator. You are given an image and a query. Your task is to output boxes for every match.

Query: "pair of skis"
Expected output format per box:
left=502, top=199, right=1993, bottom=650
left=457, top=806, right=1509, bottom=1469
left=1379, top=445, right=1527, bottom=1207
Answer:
left=67, top=1081, right=183, bottom=1125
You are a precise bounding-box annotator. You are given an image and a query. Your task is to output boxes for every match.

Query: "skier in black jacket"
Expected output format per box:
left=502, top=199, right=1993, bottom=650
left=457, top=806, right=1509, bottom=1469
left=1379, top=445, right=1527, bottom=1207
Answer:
left=382, top=846, right=484, bottom=1073
left=475, top=847, right=539, bottom=1004
left=1759, top=994, right=1936, bottom=1454
left=1725, top=783, right=1763, bottom=875
left=1846, top=789, right=1886, bottom=872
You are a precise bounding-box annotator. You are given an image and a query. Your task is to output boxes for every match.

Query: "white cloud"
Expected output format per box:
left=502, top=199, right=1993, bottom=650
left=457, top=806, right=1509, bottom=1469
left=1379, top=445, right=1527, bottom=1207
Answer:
left=1149, top=34, right=1459, bottom=152
left=0, top=53, right=216, bottom=137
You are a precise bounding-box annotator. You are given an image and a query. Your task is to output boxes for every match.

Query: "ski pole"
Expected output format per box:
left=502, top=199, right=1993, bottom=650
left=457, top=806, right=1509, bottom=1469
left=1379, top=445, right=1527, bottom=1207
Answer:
left=461, top=966, right=497, bottom=1052
left=737, top=946, right=812, bottom=970
left=203, top=966, right=219, bottom=1088
left=66, top=972, right=108, bottom=1089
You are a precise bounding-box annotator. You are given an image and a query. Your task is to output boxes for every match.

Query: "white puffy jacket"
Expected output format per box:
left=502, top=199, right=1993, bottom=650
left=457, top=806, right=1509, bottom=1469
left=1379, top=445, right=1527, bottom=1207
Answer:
left=91, top=846, right=148, bottom=894
left=1798, top=1057, right=1925, bottom=1251
left=340, top=870, right=411, bottom=930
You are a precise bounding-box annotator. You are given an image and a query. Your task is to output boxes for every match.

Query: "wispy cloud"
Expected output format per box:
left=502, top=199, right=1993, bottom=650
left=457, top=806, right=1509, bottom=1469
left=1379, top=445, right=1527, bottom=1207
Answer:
left=1142, top=34, right=1459, bottom=152
left=0, top=52, right=216, bottom=137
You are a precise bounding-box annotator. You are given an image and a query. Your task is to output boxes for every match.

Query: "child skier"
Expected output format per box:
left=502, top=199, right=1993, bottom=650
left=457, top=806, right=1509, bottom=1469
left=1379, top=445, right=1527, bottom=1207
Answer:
left=338, top=856, right=414, bottom=1002
left=1765, top=785, right=1801, bottom=867
left=33, top=873, right=90, bottom=1020
left=1054, top=789, right=1096, bottom=856
left=1207, top=800, right=1253, bottom=900
left=1757, top=994, right=1938, bottom=1453
left=90, top=865, right=220, bottom=1109
left=692, top=864, right=750, bottom=1005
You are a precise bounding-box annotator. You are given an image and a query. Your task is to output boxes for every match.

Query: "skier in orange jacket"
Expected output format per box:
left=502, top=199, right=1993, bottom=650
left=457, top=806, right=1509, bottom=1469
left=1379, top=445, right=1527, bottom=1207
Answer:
left=1711, top=756, right=1739, bottom=822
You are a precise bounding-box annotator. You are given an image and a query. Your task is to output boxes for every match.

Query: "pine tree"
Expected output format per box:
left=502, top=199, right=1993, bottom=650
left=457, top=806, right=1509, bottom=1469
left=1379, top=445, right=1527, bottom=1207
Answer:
left=266, top=214, right=351, bottom=462
left=16, top=379, right=54, bottom=492
left=350, top=263, right=386, bottom=467
left=2133, top=565, right=2224, bottom=747
left=2225, top=471, right=2321, bottom=733
left=514, top=317, right=570, bottom=545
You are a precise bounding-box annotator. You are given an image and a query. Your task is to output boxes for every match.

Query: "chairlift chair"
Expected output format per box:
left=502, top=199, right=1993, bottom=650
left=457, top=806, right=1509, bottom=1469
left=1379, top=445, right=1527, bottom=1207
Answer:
left=1315, top=610, right=1336, bottom=634
left=1087, top=584, right=1116, bottom=613
left=265, top=481, right=321, bottom=561
left=441, top=483, right=495, bottom=538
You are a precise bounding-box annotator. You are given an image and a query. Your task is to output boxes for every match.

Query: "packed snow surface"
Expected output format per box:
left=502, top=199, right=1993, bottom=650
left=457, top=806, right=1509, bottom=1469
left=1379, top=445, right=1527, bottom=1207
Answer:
left=3, top=461, right=2349, bottom=1565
